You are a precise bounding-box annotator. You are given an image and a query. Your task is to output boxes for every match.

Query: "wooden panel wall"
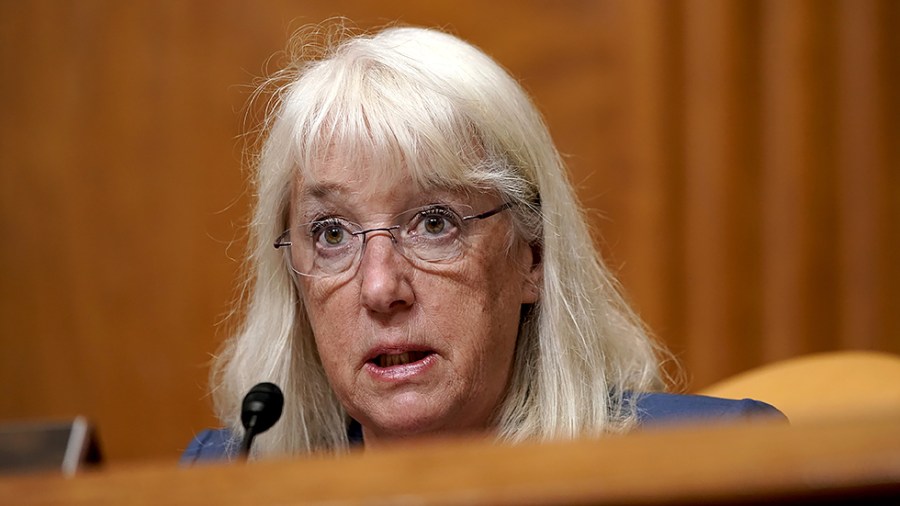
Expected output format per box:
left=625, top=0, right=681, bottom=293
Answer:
left=617, top=0, right=899, bottom=386
left=1, top=0, right=896, bottom=462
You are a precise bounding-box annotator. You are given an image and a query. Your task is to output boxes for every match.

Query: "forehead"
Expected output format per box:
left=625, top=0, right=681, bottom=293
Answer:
left=298, top=133, right=483, bottom=183
left=292, top=146, right=485, bottom=206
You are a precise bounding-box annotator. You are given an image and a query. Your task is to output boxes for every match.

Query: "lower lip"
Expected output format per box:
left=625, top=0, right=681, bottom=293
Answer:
left=363, top=353, right=438, bottom=382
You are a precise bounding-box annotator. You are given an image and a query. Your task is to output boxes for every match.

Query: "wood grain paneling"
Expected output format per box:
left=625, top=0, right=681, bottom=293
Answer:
left=1, top=0, right=897, bottom=462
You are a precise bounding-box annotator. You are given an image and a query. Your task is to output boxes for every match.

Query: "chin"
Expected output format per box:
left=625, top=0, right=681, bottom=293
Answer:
left=365, top=409, right=448, bottom=438
left=353, top=388, right=496, bottom=442
left=359, top=399, right=462, bottom=441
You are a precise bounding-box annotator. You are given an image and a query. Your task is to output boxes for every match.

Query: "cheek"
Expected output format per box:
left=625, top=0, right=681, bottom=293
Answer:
left=299, top=284, right=358, bottom=365
left=456, top=252, right=526, bottom=360
left=300, top=275, right=354, bottom=326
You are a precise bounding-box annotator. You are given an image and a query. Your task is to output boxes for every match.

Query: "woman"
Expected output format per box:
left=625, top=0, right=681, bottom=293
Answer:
left=184, top=25, right=781, bottom=462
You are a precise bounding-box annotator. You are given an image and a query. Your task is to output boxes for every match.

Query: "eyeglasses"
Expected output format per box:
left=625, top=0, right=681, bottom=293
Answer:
left=274, top=202, right=513, bottom=278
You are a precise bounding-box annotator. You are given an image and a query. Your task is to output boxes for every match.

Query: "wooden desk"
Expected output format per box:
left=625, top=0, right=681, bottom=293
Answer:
left=1, top=415, right=898, bottom=505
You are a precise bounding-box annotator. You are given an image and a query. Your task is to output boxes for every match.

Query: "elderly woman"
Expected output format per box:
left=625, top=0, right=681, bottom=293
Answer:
left=183, top=26, right=781, bottom=462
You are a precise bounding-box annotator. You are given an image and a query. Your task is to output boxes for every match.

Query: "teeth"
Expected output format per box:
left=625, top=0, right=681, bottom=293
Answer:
left=377, top=352, right=427, bottom=367
left=383, top=352, right=409, bottom=367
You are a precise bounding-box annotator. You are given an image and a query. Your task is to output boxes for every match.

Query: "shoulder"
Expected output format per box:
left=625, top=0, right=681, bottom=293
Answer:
left=180, top=394, right=786, bottom=463
left=180, top=428, right=237, bottom=465
left=632, top=392, right=788, bottom=427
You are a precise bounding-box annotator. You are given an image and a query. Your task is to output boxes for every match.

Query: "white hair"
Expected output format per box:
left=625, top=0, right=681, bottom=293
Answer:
left=211, top=24, right=666, bottom=458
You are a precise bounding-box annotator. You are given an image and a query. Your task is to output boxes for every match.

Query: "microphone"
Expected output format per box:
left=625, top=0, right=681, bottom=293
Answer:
left=239, top=382, right=284, bottom=458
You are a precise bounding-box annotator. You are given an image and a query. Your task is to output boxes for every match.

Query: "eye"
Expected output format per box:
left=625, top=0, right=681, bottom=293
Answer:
left=413, top=206, right=460, bottom=237
left=310, top=219, right=352, bottom=247
left=322, top=225, right=345, bottom=245
left=424, top=215, right=445, bottom=235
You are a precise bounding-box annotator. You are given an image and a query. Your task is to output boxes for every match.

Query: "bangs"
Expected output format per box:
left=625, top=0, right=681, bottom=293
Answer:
left=283, top=53, right=502, bottom=194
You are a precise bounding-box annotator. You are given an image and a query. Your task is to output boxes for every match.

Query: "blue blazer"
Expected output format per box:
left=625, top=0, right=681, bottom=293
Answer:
left=181, top=393, right=785, bottom=464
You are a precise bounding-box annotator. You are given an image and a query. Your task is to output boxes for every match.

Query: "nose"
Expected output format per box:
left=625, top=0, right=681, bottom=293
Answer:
left=358, top=231, right=415, bottom=314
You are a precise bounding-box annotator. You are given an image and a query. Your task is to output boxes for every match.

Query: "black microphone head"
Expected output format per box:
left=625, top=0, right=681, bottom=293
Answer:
left=241, top=382, right=284, bottom=435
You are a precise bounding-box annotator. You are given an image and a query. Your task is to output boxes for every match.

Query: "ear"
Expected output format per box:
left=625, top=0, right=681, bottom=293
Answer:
left=521, top=242, right=542, bottom=304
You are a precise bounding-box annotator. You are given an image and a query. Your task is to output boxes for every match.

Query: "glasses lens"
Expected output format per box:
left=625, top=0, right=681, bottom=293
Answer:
left=282, top=203, right=504, bottom=277
left=395, top=205, right=469, bottom=263
left=288, top=220, right=361, bottom=276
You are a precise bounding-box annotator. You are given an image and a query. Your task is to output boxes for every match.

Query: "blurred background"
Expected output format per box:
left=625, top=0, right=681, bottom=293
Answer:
left=1, top=0, right=897, bottom=463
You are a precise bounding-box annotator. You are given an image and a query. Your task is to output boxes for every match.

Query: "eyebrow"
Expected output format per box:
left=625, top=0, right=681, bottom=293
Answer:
left=299, top=182, right=351, bottom=200
left=299, top=180, right=470, bottom=204
left=293, top=178, right=486, bottom=226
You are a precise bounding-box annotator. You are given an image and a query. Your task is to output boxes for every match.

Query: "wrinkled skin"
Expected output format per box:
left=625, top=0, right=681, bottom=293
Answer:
left=293, top=161, right=540, bottom=445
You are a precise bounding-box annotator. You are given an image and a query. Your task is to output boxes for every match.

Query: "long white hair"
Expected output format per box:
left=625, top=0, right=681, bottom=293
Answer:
left=211, top=24, right=665, bottom=458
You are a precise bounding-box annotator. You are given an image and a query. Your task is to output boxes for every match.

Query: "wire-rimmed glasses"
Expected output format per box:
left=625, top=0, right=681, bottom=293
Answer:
left=274, top=202, right=513, bottom=278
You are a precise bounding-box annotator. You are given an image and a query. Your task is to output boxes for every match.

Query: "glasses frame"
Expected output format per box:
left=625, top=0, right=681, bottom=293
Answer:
left=273, top=201, right=514, bottom=277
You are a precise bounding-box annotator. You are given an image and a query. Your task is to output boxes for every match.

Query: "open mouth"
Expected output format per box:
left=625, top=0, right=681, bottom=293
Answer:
left=370, top=351, right=433, bottom=368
